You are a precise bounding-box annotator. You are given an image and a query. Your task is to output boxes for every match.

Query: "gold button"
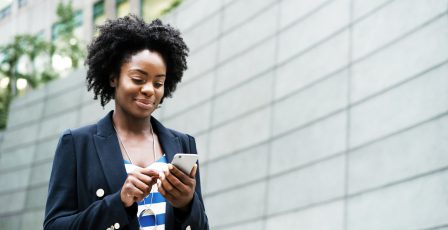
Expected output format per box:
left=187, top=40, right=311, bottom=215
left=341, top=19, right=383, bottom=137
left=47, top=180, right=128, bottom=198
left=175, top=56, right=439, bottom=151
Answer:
left=96, top=188, right=105, bottom=198
left=114, top=223, right=120, bottom=229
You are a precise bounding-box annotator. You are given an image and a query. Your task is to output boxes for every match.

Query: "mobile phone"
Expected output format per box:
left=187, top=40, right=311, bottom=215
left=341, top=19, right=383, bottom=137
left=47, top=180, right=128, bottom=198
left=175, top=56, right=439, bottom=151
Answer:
left=171, top=153, right=198, bottom=174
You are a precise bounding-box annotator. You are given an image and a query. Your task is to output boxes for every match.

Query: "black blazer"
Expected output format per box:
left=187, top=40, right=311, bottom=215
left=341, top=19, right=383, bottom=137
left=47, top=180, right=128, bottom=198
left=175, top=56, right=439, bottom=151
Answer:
left=44, top=111, right=209, bottom=230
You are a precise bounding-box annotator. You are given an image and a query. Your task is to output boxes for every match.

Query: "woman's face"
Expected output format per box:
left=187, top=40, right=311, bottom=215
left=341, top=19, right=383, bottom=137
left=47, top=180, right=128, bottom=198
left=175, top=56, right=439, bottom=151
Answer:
left=110, top=49, right=166, bottom=119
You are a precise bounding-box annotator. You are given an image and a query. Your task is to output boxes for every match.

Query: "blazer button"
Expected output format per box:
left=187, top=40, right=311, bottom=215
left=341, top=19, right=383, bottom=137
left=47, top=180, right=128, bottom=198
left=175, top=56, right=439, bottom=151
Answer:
left=96, top=188, right=105, bottom=198
left=114, top=223, right=120, bottom=229
left=186, top=225, right=191, bottom=230
left=111, top=225, right=115, bottom=230
left=106, top=228, right=111, bottom=230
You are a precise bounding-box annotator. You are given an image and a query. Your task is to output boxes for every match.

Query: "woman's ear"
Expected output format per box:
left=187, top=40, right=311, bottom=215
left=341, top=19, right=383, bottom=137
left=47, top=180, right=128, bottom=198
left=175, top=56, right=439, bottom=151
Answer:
left=109, top=76, right=117, bottom=87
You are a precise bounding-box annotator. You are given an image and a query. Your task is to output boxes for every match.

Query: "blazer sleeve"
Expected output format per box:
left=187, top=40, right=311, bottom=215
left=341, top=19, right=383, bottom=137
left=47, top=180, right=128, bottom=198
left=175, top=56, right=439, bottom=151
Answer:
left=43, top=130, right=138, bottom=230
left=173, top=134, right=209, bottom=230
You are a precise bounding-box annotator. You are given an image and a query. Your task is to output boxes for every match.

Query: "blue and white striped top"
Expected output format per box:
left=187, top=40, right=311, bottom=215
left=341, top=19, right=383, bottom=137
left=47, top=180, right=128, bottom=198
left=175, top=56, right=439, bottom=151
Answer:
left=124, top=155, right=168, bottom=230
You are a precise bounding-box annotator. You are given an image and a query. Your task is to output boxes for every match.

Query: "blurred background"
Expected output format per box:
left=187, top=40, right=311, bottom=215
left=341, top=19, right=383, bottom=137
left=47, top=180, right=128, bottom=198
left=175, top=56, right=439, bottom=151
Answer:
left=0, top=0, right=447, bottom=229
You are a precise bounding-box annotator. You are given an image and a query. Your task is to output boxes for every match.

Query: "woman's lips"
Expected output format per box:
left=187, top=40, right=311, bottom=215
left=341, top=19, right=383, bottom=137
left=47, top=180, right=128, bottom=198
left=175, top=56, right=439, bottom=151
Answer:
left=135, top=98, right=155, bottom=110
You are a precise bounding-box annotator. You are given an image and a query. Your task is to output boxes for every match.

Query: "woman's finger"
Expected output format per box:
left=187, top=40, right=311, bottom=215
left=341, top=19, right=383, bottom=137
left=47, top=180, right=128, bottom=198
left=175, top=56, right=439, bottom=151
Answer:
left=157, top=180, right=175, bottom=201
left=168, top=164, right=194, bottom=186
left=160, top=175, right=182, bottom=197
left=129, top=175, right=151, bottom=195
left=190, top=164, right=197, bottom=178
left=165, top=171, right=189, bottom=193
left=133, top=170, right=157, bottom=187
left=140, top=168, right=160, bottom=179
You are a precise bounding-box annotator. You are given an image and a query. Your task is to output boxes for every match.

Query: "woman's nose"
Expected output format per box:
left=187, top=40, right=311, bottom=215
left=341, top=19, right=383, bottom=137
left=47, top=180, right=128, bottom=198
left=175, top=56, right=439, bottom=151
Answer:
left=141, top=83, right=154, bottom=96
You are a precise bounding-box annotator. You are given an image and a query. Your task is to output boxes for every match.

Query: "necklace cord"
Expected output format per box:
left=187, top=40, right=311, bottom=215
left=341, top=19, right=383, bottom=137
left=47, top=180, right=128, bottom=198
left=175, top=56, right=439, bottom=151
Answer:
left=112, top=121, right=158, bottom=228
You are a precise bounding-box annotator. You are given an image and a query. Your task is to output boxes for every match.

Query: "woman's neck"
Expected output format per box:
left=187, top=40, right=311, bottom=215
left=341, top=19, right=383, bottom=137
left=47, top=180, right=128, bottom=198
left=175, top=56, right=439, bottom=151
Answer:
left=112, top=108, right=152, bottom=136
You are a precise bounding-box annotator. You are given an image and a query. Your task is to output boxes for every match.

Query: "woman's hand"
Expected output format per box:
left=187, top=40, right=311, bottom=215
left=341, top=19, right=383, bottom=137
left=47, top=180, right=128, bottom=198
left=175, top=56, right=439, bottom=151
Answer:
left=120, top=168, right=159, bottom=208
left=158, top=164, right=197, bottom=211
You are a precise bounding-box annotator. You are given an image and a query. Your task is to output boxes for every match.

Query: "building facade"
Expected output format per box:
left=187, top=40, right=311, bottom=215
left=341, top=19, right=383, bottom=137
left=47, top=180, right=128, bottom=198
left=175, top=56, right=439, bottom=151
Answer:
left=0, top=0, right=177, bottom=45
left=0, top=0, right=447, bottom=229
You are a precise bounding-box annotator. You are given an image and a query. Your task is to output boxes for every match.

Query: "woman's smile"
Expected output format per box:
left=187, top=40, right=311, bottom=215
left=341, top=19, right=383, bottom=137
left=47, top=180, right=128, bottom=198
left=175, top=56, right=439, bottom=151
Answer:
left=134, top=98, right=155, bottom=110
left=110, top=49, right=166, bottom=119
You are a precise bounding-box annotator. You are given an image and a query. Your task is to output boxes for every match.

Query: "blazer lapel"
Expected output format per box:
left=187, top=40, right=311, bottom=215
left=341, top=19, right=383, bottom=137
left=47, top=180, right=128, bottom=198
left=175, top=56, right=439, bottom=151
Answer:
left=151, top=116, right=182, bottom=230
left=92, top=112, right=182, bottom=192
left=92, top=112, right=182, bottom=230
left=93, top=111, right=127, bottom=193
left=151, top=116, right=182, bottom=163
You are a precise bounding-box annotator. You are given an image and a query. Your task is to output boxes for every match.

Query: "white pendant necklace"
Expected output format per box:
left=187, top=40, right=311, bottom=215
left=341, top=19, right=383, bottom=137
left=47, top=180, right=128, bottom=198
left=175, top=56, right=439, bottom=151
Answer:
left=113, top=121, right=159, bottom=229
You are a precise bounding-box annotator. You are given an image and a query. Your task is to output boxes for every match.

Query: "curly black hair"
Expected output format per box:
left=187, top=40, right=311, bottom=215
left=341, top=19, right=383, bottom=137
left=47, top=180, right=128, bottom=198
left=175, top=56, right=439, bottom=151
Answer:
left=85, top=15, right=189, bottom=106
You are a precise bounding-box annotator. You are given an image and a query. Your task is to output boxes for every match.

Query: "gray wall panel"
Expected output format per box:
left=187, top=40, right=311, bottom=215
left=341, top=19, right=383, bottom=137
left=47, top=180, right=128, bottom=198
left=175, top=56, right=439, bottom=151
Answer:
left=0, top=0, right=447, bottom=229
left=267, top=156, right=345, bottom=215
left=265, top=201, right=344, bottom=230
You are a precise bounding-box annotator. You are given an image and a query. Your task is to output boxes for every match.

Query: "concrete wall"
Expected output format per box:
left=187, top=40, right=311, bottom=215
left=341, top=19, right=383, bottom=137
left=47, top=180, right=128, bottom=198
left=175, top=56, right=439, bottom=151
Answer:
left=0, top=0, right=447, bottom=229
left=0, top=0, right=141, bottom=45
left=0, top=69, right=115, bottom=229
left=0, top=0, right=89, bottom=44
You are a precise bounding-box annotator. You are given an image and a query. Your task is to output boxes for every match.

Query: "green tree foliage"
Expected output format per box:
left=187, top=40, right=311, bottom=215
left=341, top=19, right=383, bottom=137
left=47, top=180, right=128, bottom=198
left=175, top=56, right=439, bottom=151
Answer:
left=1, top=35, right=55, bottom=89
left=53, top=0, right=84, bottom=68
left=0, top=0, right=84, bottom=129
left=0, top=34, right=56, bottom=129
left=160, top=0, right=183, bottom=16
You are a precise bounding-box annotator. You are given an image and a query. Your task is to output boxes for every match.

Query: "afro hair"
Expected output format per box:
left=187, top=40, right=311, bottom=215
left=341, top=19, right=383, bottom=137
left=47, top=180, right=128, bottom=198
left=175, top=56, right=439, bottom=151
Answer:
left=85, top=15, right=189, bottom=106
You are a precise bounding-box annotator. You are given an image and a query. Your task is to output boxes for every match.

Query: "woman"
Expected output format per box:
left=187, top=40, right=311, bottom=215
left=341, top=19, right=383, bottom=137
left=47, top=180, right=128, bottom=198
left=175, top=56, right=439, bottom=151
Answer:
left=44, top=15, right=209, bottom=230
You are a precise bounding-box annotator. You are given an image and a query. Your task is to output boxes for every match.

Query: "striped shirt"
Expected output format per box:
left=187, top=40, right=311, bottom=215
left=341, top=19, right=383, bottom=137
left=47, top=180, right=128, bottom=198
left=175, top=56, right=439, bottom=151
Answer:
left=124, top=155, right=168, bottom=230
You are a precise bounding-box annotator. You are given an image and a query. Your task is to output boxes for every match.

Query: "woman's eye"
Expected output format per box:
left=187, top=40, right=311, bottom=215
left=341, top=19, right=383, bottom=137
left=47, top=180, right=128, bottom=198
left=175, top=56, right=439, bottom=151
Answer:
left=154, top=82, right=164, bottom=88
left=132, top=78, right=145, bottom=84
